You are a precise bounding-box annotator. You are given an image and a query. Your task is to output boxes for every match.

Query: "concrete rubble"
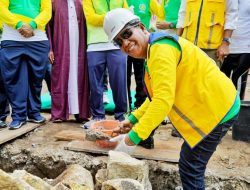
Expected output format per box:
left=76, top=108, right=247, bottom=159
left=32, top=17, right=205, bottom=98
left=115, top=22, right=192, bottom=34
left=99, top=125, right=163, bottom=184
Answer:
left=11, top=170, right=51, bottom=189
left=0, top=121, right=249, bottom=190
left=0, top=151, right=153, bottom=190
left=106, top=151, right=152, bottom=190
left=94, top=151, right=152, bottom=190
left=102, top=178, right=144, bottom=190
left=51, top=164, right=94, bottom=190
left=85, top=129, right=111, bottom=141
left=0, top=169, right=51, bottom=190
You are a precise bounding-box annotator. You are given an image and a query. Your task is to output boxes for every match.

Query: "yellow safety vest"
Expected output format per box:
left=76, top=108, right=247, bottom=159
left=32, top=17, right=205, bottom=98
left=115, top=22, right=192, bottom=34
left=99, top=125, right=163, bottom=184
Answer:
left=182, top=0, right=225, bottom=49
left=85, top=0, right=125, bottom=44
left=143, top=33, right=236, bottom=148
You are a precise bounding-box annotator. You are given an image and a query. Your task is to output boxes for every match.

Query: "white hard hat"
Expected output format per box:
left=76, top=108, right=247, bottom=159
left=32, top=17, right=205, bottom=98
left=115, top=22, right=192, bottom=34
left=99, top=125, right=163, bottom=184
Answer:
left=104, top=8, right=140, bottom=41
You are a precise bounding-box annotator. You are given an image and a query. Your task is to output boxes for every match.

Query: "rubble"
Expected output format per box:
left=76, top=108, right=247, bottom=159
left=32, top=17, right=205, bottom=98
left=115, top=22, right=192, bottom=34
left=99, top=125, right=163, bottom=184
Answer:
left=0, top=121, right=249, bottom=189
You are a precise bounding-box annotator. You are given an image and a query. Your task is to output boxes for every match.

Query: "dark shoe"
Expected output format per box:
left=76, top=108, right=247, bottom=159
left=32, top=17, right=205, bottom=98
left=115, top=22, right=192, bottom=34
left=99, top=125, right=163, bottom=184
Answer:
left=28, top=115, right=46, bottom=123
left=9, top=120, right=26, bottom=130
left=0, top=120, right=8, bottom=128
left=171, top=128, right=181, bottom=137
left=139, top=136, right=154, bottom=149
left=161, top=120, right=168, bottom=125
left=161, top=117, right=171, bottom=125
left=74, top=114, right=89, bottom=123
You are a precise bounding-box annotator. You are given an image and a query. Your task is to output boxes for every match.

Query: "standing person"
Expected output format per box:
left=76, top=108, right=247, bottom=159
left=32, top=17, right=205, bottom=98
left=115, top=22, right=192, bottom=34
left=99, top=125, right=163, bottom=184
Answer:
left=176, top=0, right=238, bottom=67
left=104, top=9, right=240, bottom=189
left=0, top=21, right=9, bottom=128
left=47, top=0, right=90, bottom=123
left=221, top=0, right=250, bottom=100
left=156, top=0, right=181, bottom=34
left=83, top=0, right=128, bottom=128
left=126, top=0, right=161, bottom=112
left=0, top=0, right=51, bottom=129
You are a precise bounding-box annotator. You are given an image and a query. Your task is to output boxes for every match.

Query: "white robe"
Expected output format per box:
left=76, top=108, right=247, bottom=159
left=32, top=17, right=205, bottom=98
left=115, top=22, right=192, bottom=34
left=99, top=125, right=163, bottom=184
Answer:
left=67, top=0, right=79, bottom=114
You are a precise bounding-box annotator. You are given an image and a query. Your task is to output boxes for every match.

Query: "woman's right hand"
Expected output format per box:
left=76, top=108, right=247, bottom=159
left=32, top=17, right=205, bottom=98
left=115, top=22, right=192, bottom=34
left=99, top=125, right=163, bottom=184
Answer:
left=113, top=119, right=133, bottom=134
left=156, top=21, right=170, bottom=30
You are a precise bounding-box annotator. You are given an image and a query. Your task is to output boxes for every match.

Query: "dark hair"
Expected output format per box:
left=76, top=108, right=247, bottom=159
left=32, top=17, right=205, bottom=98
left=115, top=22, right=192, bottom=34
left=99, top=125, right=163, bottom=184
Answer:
left=126, top=19, right=140, bottom=27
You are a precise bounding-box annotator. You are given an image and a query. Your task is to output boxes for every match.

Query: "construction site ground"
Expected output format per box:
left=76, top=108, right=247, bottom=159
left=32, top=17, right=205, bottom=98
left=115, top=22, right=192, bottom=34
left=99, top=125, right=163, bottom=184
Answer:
left=0, top=74, right=249, bottom=189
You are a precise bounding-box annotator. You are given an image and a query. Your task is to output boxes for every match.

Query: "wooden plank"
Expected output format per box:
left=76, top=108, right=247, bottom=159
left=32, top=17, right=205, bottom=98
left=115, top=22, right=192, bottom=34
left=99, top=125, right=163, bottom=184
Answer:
left=65, top=139, right=182, bottom=163
left=54, top=130, right=85, bottom=141
left=0, top=114, right=50, bottom=145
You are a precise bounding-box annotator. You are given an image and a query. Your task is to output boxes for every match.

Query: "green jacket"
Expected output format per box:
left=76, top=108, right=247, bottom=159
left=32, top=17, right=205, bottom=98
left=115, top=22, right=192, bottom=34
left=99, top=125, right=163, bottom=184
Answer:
left=0, top=0, right=51, bottom=30
left=127, top=0, right=161, bottom=30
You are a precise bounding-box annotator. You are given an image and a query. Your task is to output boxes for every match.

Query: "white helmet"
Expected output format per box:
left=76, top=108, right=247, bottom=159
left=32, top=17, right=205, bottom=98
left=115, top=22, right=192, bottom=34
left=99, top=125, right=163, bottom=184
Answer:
left=104, top=8, right=140, bottom=41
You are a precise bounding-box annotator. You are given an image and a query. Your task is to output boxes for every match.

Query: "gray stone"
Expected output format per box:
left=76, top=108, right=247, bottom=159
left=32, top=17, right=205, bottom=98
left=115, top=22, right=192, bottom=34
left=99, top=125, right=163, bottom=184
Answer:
left=51, top=183, right=71, bottom=190
left=95, top=169, right=108, bottom=190
left=52, top=164, right=94, bottom=190
left=11, top=170, right=52, bottom=190
left=0, top=169, right=35, bottom=190
left=107, top=151, right=152, bottom=190
left=102, top=178, right=144, bottom=190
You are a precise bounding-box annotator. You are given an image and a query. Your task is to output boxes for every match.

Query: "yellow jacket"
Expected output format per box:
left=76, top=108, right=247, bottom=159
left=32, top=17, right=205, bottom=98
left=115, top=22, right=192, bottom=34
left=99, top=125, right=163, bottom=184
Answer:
left=0, top=21, right=2, bottom=32
left=182, top=0, right=225, bottom=49
left=0, top=0, right=51, bottom=31
left=128, top=32, right=238, bottom=148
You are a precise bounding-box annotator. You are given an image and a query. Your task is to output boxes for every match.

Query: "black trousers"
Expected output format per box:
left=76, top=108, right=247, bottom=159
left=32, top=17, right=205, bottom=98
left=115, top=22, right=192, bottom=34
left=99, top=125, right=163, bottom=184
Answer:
left=127, top=56, right=147, bottom=110
left=221, top=53, right=250, bottom=100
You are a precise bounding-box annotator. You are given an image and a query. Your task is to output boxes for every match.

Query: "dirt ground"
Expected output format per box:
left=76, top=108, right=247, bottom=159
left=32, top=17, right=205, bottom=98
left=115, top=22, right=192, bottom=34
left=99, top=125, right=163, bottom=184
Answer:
left=0, top=74, right=249, bottom=189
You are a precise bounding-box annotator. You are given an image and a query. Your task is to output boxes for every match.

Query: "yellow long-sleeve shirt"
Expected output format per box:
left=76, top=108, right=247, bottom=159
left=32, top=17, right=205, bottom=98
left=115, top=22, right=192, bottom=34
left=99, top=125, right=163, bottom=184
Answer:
left=128, top=32, right=239, bottom=148
left=83, top=0, right=128, bottom=44
left=83, top=0, right=128, bottom=27
left=0, top=0, right=51, bottom=31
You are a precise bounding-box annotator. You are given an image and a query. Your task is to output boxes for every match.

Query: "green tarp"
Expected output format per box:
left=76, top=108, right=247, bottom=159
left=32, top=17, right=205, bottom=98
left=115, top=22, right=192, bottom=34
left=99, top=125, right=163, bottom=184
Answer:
left=41, top=90, right=136, bottom=112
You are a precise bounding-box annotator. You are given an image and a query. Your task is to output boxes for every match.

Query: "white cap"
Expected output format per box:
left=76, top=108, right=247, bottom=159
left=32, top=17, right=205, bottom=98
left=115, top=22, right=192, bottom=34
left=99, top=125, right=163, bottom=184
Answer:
left=104, top=8, right=140, bottom=41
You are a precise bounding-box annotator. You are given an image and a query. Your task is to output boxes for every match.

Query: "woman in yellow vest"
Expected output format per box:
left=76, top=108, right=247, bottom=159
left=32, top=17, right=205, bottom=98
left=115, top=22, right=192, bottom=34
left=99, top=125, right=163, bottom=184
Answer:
left=104, top=9, right=240, bottom=189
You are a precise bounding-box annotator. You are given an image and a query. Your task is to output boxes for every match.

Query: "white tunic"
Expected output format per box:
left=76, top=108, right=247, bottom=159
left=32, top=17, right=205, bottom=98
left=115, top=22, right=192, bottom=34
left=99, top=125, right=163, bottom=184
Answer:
left=229, top=0, right=250, bottom=54
left=67, top=0, right=79, bottom=114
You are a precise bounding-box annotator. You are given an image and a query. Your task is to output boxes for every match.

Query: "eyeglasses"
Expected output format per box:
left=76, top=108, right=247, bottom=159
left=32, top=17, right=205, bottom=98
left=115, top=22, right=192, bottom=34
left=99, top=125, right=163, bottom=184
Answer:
left=113, top=25, right=138, bottom=47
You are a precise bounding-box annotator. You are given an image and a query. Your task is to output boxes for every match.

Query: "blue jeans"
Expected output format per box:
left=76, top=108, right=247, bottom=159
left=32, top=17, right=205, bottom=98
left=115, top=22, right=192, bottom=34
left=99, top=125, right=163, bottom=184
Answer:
left=0, top=40, right=49, bottom=121
left=87, top=50, right=127, bottom=121
left=179, top=115, right=238, bottom=190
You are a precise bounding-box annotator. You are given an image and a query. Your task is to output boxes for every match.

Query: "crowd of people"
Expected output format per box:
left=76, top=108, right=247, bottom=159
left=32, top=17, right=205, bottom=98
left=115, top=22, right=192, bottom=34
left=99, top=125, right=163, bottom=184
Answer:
left=0, top=0, right=250, bottom=189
